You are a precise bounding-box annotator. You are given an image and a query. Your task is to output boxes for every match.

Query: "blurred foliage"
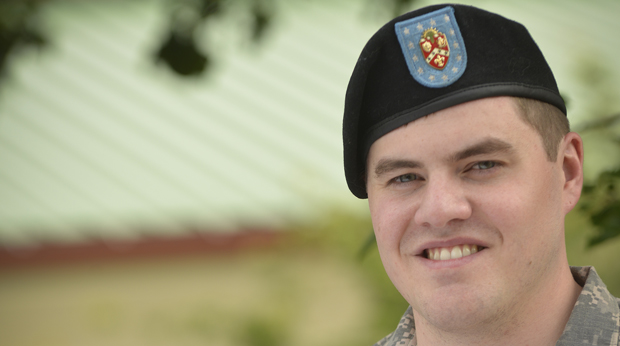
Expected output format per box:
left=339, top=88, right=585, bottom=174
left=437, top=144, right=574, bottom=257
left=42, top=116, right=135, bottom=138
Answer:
left=292, top=209, right=409, bottom=341
left=0, top=0, right=48, bottom=80
left=154, top=0, right=420, bottom=77
left=571, top=58, right=620, bottom=247
left=580, top=169, right=620, bottom=246
left=240, top=318, right=288, bottom=346
left=155, top=0, right=275, bottom=76
left=0, top=0, right=424, bottom=79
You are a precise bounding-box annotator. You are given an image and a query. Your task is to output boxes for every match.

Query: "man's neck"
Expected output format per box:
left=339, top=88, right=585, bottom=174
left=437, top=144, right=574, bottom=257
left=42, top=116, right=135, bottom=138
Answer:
left=414, top=264, right=582, bottom=346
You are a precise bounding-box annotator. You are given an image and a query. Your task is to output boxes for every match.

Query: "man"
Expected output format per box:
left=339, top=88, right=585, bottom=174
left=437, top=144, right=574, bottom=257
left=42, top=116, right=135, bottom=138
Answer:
left=342, top=4, right=619, bottom=346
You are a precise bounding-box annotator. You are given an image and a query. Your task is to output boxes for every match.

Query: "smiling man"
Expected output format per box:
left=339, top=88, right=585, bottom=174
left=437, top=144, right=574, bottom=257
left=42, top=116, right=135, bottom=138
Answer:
left=342, top=4, right=620, bottom=346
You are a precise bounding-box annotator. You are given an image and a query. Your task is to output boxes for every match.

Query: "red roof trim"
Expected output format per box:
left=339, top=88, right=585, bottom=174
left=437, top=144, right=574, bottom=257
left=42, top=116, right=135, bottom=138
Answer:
left=0, top=230, right=284, bottom=269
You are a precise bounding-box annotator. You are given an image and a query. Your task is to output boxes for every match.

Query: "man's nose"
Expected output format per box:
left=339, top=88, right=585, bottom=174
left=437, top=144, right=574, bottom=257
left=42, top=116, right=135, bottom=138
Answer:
left=413, top=176, right=472, bottom=228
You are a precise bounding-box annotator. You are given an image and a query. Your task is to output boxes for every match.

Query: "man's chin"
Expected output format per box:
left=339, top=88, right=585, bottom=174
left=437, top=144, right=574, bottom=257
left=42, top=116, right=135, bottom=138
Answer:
left=411, top=286, right=501, bottom=333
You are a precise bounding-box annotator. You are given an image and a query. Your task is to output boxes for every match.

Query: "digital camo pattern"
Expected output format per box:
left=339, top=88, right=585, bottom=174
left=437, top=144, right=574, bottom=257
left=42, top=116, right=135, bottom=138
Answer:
left=373, top=266, right=620, bottom=346
left=374, top=306, right=416, bottom=346
left=557, top=266, right=620, bottom=346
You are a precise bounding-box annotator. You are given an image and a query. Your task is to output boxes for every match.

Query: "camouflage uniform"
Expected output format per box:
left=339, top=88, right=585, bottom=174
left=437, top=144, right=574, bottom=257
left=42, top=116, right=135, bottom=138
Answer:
left=374, top=266, right=620, bottom=346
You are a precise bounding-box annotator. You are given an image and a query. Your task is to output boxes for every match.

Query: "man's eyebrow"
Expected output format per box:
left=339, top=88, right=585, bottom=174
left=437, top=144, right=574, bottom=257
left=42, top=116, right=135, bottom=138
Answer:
left=450, top=138, right=514, bottom=162
left=372, top=138, right=514, bottom=178
left=374, top=159, right=424, bottom=178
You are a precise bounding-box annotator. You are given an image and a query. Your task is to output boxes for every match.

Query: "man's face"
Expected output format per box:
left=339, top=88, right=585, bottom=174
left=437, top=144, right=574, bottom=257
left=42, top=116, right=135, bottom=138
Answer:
left=366, top=97, right=573, bottom=331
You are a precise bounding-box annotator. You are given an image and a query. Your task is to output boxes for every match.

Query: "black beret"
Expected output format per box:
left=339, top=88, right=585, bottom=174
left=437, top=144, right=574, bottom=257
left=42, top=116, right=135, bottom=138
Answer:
left=343, top=4, right=566, bottom=199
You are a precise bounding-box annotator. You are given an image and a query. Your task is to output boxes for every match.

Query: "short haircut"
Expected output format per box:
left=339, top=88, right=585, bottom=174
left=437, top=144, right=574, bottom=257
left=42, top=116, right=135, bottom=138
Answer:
left=513, top=97, right=570, bottom=162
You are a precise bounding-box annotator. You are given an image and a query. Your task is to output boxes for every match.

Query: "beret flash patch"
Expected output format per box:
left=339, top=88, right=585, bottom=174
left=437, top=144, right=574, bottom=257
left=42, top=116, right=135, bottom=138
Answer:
left=395, top=6, right=467, bottom=88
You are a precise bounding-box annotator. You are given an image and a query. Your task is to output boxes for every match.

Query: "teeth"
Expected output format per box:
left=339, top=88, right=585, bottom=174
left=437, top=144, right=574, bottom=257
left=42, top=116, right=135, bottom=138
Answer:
left=440, top=248, right=450, bottom=260
left=462, top=244, right=471, bottom=256
left=426, top=244, right=482, bottom=261
left=450, top=246, right=462, bottom=259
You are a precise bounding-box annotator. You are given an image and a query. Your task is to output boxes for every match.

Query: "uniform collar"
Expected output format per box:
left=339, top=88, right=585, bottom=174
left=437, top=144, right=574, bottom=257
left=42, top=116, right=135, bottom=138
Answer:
left=376, top=266, right=620, bottom=346
left=556, top=266, right=620, bottom=346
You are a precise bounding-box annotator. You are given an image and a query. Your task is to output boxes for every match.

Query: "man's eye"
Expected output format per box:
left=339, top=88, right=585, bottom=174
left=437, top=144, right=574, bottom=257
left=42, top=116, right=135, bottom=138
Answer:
left=472, top=161, right=496, bottom=170
left=394, top=173, right=418, bottom=183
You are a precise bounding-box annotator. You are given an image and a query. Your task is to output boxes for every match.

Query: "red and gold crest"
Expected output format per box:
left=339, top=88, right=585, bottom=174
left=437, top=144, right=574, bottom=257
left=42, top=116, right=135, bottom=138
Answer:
left=419, top=28, right=450, bottom=70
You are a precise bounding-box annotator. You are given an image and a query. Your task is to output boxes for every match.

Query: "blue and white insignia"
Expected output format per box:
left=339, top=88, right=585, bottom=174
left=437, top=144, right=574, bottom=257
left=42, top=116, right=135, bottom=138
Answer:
left=395, top=6, right=467, bottom=88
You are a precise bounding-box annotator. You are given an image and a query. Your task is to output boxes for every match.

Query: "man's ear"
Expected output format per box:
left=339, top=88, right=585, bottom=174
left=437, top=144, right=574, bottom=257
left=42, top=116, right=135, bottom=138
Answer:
left=560, top=132, right=584, bottom=214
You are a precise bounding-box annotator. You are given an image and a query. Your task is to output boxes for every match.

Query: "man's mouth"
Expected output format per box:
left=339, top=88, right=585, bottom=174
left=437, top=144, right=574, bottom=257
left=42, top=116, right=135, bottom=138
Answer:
left=424, top=244, right=484, bottom=260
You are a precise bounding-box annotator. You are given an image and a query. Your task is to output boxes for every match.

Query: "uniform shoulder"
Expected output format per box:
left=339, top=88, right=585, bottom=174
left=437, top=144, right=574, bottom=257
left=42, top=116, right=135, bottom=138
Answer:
left=373, top=332, right=395, bottom=346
